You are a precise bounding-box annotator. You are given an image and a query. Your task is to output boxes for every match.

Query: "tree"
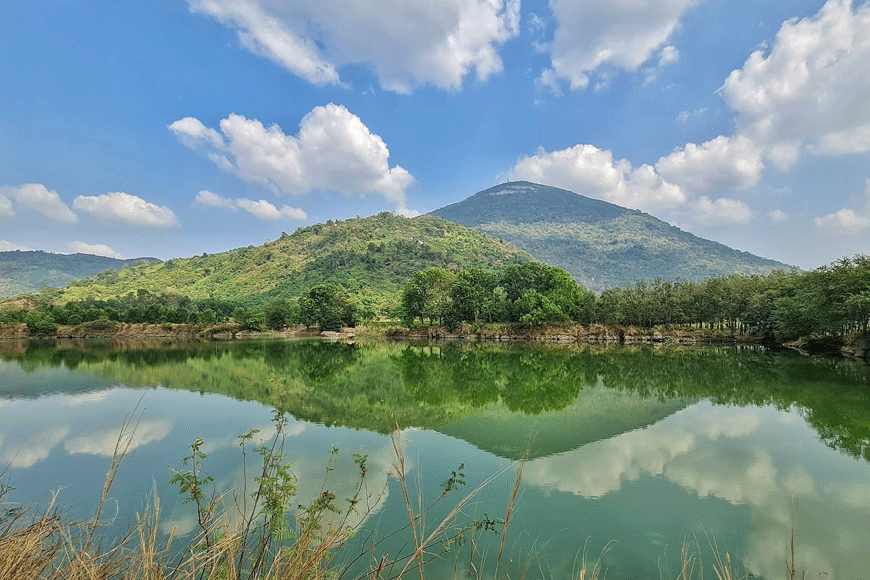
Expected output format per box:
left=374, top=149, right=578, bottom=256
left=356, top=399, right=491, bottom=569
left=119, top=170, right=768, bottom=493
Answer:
left=500, top=263, right=590, bottom=324
left=399, top=268, right=456, bottom=326
left=25, top=311, right=58, bottom=336
left=448, top=269, right=498, bottom=324
left=299, top=285, right=358, bottom=332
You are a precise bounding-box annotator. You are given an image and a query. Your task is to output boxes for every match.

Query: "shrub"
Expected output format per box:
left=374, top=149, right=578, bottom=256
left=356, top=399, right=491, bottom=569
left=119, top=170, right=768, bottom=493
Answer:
left=24, top=311, right=58, bottom=336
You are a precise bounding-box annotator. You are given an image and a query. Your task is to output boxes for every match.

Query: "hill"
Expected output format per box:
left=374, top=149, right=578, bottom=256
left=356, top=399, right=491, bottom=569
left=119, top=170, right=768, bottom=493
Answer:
left=55, top=213, right=533, bottom=312
left=0, top=251, right=158, bottom=299
left=430, top=181, right=793, bottom=292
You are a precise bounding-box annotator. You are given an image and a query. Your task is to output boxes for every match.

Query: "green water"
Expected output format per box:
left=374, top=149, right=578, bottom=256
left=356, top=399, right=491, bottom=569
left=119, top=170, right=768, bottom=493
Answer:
left=1, top=339, right=869, bottom=579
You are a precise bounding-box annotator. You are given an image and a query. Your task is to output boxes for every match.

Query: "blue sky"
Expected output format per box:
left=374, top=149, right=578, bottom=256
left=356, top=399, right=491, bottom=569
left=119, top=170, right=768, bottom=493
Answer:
left=1, top=0, right=868, bottom=270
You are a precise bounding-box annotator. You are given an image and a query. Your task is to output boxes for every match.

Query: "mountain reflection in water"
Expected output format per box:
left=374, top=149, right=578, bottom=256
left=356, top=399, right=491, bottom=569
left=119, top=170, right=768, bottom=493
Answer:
left=1, top=339, right=869, bottom=579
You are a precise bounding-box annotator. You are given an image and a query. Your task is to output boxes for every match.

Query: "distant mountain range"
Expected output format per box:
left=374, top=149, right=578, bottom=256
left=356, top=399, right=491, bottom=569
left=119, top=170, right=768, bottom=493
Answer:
left=2, top=182, right=795, bottom=305
left=431, top=181, right=794, bottom=292
left=0, top=251, right=157, bottom=299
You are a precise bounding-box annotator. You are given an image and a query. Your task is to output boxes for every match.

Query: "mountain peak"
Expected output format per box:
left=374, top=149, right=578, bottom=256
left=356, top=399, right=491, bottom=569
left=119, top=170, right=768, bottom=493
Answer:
left=430, top=182, right=792, bottom=292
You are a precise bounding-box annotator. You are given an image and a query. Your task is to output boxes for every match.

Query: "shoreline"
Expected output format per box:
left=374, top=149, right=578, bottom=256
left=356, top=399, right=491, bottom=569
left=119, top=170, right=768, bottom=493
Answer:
left=2, top=320, right=866, bottom=361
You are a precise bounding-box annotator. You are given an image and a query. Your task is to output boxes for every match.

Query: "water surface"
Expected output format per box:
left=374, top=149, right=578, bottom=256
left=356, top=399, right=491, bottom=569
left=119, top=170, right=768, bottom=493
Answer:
left=1, top=339, right=869, bottom=579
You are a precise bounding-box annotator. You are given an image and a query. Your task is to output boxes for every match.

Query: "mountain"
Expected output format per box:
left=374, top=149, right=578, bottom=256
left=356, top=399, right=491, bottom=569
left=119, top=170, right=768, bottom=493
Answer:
left=430, top=181, right=794, bottom=292
left=55, top=213, right=532, bottom=311
left=0, top=251, right=158, bottom=299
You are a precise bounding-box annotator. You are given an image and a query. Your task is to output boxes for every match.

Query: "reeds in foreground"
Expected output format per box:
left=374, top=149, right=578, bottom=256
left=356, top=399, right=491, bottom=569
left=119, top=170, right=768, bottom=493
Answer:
left=0, top=412, right=812, bottom=580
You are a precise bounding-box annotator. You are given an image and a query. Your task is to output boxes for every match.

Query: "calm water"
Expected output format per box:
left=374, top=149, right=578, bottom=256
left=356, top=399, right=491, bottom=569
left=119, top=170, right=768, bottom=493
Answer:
left=1, top=338, right=869, bottom=579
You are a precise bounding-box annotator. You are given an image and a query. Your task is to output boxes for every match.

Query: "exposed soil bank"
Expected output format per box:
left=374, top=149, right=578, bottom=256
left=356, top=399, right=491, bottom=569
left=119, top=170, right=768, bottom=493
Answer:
left=2, top=321, right=866, bottom=362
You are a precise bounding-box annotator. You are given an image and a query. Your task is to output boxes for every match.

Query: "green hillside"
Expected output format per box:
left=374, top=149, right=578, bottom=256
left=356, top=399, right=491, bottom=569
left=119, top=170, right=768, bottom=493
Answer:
left=0, top=251, right=157, bottom=298
left=431, top=181, right=794, bottom=292
left=56, top=213, right=532, bottom=312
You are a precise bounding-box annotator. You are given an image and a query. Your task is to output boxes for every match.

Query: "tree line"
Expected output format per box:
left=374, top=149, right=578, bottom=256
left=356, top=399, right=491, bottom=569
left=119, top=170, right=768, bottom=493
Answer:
left=2, top=255, right=868, bottom=343
left=396, top=256, right=870, bottom=343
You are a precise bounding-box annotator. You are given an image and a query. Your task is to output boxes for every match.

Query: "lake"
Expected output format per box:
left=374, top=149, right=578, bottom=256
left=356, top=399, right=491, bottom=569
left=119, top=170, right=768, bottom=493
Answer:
left=1, top=338, right=869, bottom=579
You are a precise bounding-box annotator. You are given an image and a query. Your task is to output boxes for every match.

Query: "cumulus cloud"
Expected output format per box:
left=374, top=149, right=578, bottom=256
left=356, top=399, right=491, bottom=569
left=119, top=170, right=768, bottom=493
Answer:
left=721, top=0, right=870, bottom=169
left=172, top=104, right=416, bottom=216
left=195, top=189, right=237, bottom=210
left=641, top=45, right=681, bottom=85
left=768, top=209, right=788, bottom=224
left=814, top=178, right=870, bottom=235
left=0, top=183, right=78, bottom=223
left=73, top=192, right=179, bottom=228
left=64, top=420, right=171, bottom=457
left=0, top=193, right=12, bottom=217
left=235, top=198, right=308, bottom=220
left=539, top=0, right=699, bottom=91
left=507, top=137, right=765, bottom=227
left=658, top=45, right=680, bottom=66
left=691, top=196, right=754, bottom=226
left=67, top=241, right=123, bottom=259
left=0, top=425, right=70, bottom=468
left=196, top=190, right=308, bottom=220
left=0, top=240, right=30, bottom=251
left=509, top=143, right=686, bottom=212
left=675, top=108, right=707, bottom=123
left=656, top=135, right=764, bottom=194
left=187, top=0, right=519, bottom=93
left=814, top=208, right=870, bottom=235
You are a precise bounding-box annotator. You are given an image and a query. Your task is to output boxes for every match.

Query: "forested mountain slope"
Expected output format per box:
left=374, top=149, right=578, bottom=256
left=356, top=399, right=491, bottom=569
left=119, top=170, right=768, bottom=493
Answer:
left=55, top=213, right=532, bottom=311
left=430, top=182, right=793, bottom=292
left=0, top=251, right=157, bottom=298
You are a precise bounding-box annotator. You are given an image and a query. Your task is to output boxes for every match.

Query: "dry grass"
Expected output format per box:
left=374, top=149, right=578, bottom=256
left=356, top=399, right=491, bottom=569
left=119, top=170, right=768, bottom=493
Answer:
left=2, top=417, right=813, bottom=580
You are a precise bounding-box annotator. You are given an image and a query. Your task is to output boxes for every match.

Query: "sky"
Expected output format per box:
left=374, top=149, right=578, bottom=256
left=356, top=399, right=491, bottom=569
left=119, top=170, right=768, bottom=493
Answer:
left=1, top=0, right=868, bottom=270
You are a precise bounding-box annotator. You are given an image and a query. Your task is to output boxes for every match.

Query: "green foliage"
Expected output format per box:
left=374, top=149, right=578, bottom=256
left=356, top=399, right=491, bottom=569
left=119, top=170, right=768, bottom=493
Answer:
left=299, top=284, right=358, bottom=331
left=264, top=298, right=295, bottom=330
left=402, top=262, right=594, bottom=329
left=249, top=409, right=298, bottom=539
left=590, top=256, right=870, bottom=343
left=0, top=306, right=26, bottom=323
left=51, top=214, right=532, bottom=316
left=168, top=437, right=216, bottom=543
left=0, top=250, right=157, bottom=298
left=399, top=267, right=456, bottom=326
left=24, top=311, right=57, bottom=335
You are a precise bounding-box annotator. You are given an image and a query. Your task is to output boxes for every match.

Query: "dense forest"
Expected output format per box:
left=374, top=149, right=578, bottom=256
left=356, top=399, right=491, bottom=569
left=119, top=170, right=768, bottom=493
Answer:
left=47, top=213, right=532, bottom=314
left=1, top=254, right=867, bottom=346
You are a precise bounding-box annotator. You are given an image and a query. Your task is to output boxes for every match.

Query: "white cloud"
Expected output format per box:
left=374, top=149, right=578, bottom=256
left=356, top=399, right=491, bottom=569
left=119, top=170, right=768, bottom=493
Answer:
left=195, top=189, right=237, bottom=210
left=658, top=45, right=679, bottom=66
left=73, top=192, right=179, bottom=228
left=195, top=189, right=308, bottom=220
left=172, top=104, right=416, bottom=215
left=813, top=178, right=870, bottom=235
left=167, top=116, right=224, bottom=150
left=656, top=135, right=764, bottom=194
left=0, top=425, right=70, bottom=468
left=641, top=45, right=681, bottom=85
left=187, top=0, right=520, bottom=93
left=1, top=183, right=77, bottom=223
left=0, top=193, right=12, bottom=217
left=234, top=198, right=308, bottom=220
left=67, top=241, right=124, bottom=259
left=768, top=209, right=788, bottom=224
left=675, top=108, right=707, bottom=123
left=0, top=240, right=31, bottom=251
left=691, top=196, right=754, bottom=226
left=814, top=208, right=870, bottom=235
left=64, top=420, right=171, bottom=457
left=721, top=0, right=870, bottom=169
left=540, top=0, right=699, bottom=91
left=509, top=143, right=686, bottom=212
